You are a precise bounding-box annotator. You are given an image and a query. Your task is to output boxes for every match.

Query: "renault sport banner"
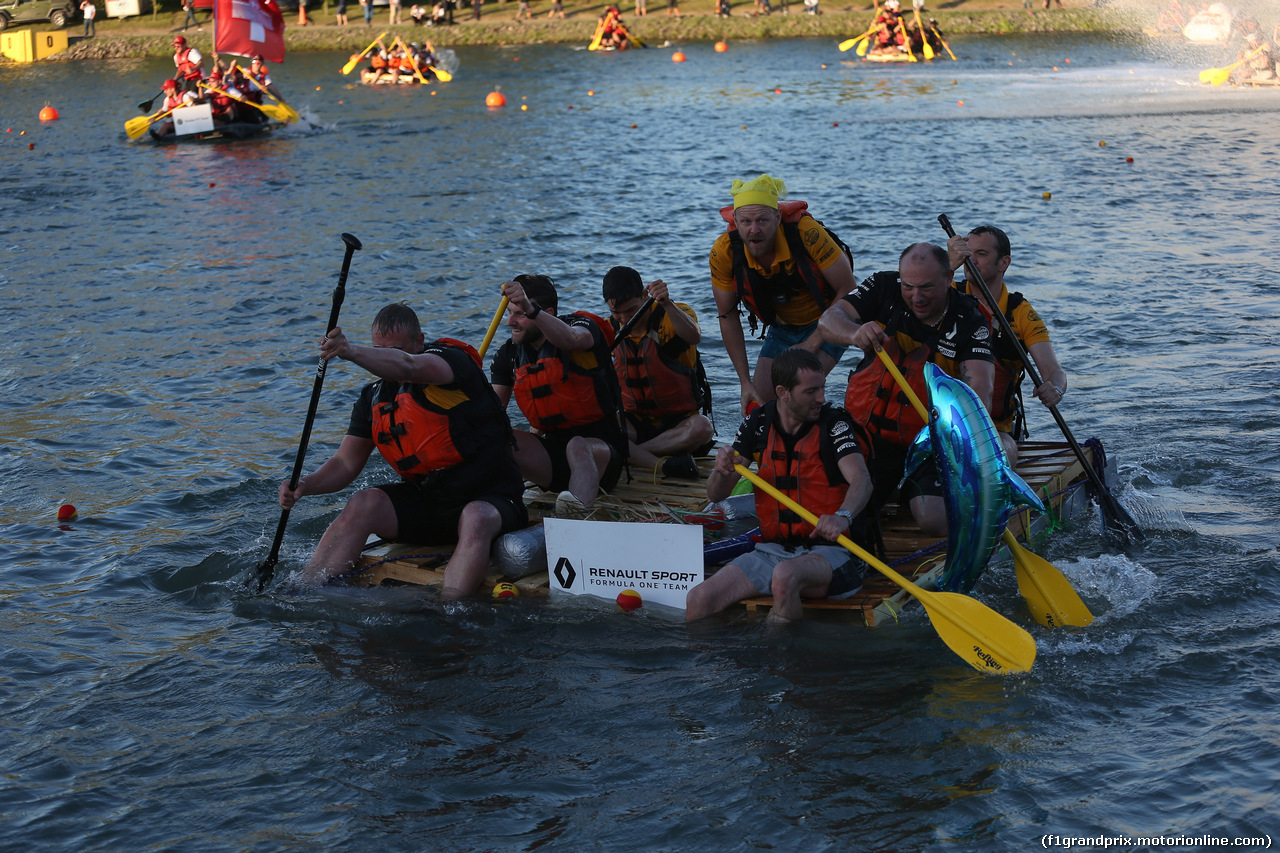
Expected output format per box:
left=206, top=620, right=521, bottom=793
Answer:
left=544, top=518, right=703, bottom=611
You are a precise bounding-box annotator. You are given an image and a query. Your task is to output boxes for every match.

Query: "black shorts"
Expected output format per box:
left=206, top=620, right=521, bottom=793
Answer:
left=377, top=480, right=528, bottom=544
left=624, top=411, right=715, bottom=456
left=869, top=436, right=943, bottom=510
left=540, top=430, right=624, bottom=494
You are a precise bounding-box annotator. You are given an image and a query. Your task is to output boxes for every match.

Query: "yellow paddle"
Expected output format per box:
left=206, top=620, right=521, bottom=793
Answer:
left=588, top=19, right=605, bottom=51
left=125, top=106, right=176, bottom=140
left=873, top=346, right=1092, bottom=628
left=839, top=25, right=877, bottom=52
left=477, top=296, right=509, bottom=359
left=1200, top=45, right=1264, bottom=87
left=897, top=19, right=917, bottom=62
left=930, top=23, right=957, bottom=60
left=342, top=30, right=388, bottom=75
left=616, top=22, right=645, bottom=48
left=735, top=464, right=1036, bottom=674
left=857, top=26, right=876, bottom=57
left=199, top=82, right=292, bottom=123
left=913, top=7, right=934, bottom=60
left=232, top=62, right=300, bottom=123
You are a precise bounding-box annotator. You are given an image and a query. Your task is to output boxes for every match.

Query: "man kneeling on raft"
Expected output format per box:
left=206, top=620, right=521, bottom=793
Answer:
left=278, top=302, right=528, bottom=595
left=685, top=348, right=875, bottom=623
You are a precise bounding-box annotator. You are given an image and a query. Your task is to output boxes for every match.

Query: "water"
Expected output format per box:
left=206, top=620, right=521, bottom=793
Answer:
left=3, top=32, right=1279, bottom=851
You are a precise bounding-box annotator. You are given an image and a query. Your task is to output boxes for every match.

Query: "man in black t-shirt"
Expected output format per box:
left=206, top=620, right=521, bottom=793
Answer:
left=278, top=303, right=526, bottom=595
left=818, top=243, right=994, bottom=535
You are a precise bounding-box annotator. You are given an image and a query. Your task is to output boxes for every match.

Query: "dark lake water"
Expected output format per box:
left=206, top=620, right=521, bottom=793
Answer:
left=3, top=32, right=1279, bottom=851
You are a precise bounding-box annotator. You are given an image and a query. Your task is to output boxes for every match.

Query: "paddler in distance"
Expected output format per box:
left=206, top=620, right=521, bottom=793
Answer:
left=686, top=348, right=875, bottom=623
left=710, top=174, right=858, bottom=416
left=278, top=303, right=527, bottom=595
left=490, top=275, right=628, bottom=517
left=948, top=225, right=1067, bottom=464
left=818, top=243, right=994, bottom=537
left=603, top=266, right=714, bottom=480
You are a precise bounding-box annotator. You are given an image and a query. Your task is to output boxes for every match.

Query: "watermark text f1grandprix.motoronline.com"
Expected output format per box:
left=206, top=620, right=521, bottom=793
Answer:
left=1041, top=835, right=1271, bottom=850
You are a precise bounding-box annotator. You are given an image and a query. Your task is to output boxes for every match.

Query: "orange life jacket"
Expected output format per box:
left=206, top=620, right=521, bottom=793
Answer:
left=512, top=312, right=621, bottom=433
left=844, top=335, right=932, bottom=447
left=719, top=200, right=850, bottom=334
left=612, top=308, right=707, bottom=419
left=372, top=339, right=506, bottom=479
left=754, top=405, right=866, bottom=543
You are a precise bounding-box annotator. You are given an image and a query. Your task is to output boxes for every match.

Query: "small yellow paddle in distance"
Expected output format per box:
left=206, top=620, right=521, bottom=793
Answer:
left=1200, top=45, right=1264, bottom=87
left=839, top=25, right=877, bottom=52
left=735, top=463, right=1036, bottom=675
left=873, top=346, right=1092, bottom=628
left=342, top=31, right=389, bottom=75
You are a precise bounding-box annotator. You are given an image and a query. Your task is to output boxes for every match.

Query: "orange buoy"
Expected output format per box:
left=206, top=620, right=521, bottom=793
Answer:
left=714, top=41, right=728, bottom=52
left=486, top=91, right=507, bottom=107
left=39, top=106, right=59, bottom=122
left=672, top=51, right=686, bottom=63
left=57, top=504, right=78, bottom=522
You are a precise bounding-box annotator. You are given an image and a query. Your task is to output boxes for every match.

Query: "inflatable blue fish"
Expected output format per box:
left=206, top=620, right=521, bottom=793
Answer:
left=903, top=363, right=1045, bottom=594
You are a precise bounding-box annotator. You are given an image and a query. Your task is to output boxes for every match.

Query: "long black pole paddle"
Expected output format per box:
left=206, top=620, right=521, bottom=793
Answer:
left=255, top=233, right=363, bottom=592
left=938, top=213, right=1144, bottom=546
left=138, top=90, right=163, bottom=113
left=609, top=295, right=656, bottom=351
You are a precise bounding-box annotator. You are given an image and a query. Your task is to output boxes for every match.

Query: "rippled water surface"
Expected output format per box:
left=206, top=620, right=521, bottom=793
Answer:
left=3, top=33, right=1279, bottom=851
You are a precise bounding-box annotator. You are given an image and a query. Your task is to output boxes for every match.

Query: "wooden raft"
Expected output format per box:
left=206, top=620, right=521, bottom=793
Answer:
left=350, top=441, right=1096, bottom=625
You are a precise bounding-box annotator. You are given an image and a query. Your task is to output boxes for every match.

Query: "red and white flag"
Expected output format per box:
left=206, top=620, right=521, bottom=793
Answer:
left=214, top=0, right=286, bottom=62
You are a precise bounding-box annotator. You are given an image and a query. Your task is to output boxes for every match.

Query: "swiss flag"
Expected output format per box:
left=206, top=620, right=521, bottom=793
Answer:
left=214, top=0, right=286, bottom=62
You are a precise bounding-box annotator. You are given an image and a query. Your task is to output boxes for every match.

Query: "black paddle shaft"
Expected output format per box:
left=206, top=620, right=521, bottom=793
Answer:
left=609, top=296, right=657, bottom=351
left=255, top=233, right=363, bottom=591
left=937, top=214, right=1144, bottom=545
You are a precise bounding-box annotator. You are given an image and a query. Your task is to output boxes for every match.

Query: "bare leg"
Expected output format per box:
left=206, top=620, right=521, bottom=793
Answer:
left=999, top=430, right=1019, bottom=466
left=753, top=355, right=777, bottom=404
left=910, top=494, right=948, bottom=538
left=766, top=552, right=833, bottom=623
left=627, top=414, right=715, bottom=470
left=565, top=436, right=612, bottom=506
left=440, top=500, right=503, bottom=599
left=305, top=487, right=399, bottom=584
left=511, top=429, right=554, bottom=489
left=686, top=564, right=759, bottom=621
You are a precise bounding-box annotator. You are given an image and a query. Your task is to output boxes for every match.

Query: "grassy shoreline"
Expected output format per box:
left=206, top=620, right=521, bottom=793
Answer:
left=31, top=2, right=1143, bottom=61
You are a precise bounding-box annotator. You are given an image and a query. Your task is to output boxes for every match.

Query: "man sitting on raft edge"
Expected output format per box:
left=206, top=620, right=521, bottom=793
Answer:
left=278, top=302, right=528, bottom=596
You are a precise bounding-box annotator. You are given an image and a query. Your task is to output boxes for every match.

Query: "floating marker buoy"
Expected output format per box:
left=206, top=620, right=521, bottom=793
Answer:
left=832, top=122, right=839, bottom=127
left=568, top=105, right=574, bottom=109
left=1065, top=58, right=1071, bottom=63
left=39, top=106, right=59, bottom=122
left=209, top=183, right=215, bottom=187
left=775, top=88, right=782, bottom=93
left=57, top=504, right=77, bottom=522
left=672, top=51, right=686, bottom=62
left=1099, top=140, right=1106, bottom=146
left=492, top=582, right=519, bottom=599
left=486, top=91, right=507, bottom=107
left=1126, top=157, right=1134, bottom=163
left=28, top=143, right=34, bottom=150
left=630, top=123, right=637, bottom=128
left=1042, top=191, right=1052, bottom=199
left=1053, top=66, right=1059, bottom=71
left=521, top=104, right=528, bottom=111
left=617, top=589, right=643, bottom=612
left=715, top=41, right=728, bottom=52
left=958, top=100, right=964, bottom=106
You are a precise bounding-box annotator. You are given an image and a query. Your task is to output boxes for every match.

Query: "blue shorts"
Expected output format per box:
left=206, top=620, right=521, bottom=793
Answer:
left=759, top=321, right=848, bottom=365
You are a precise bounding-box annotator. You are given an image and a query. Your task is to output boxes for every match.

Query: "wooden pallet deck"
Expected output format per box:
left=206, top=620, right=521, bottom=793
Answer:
left=350, top=440, right=1097, bottom=625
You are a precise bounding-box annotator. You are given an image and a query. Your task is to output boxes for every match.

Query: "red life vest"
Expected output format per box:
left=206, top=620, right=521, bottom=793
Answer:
left=513, top=313, right=620, bottom=433
left=372, top=339, right=504, bottom=479
left=612, top=308, right=704, bottom=420
left=175, top=48, right=202, bottom=80
left=719, top=200, right=849, bottom=334
left=844, top=335, right=932, bottom=447
left=754, top=407, right=863, bottom=543
left=960, top=284, right=1027, bottom=435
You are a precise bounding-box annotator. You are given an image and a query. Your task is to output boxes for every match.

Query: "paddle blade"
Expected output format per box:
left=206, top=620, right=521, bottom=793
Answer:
left=839, top=37, right=859, bottom=52
left=433, top=66, right=452, bottom=83
left=1198, top=67, right=1216, bottom=83
left=917, top=588, right=1038, bottom=674
left=856, top=37, right=871, bottom=57
left=1098, top=488, right=1146, bottom=546
left=258, top=101, right=291, bottom=123
left=1003, top=530, right=1093, bottom=628
left=1208, top=68, right=1231, bottom=87
left=125, top=113, right=161, bottom=140
left=923, top=40, right=935, bottom=60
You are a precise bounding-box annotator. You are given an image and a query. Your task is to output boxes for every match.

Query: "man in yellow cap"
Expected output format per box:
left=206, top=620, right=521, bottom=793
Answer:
left=710, top=175, right=858, bottom=417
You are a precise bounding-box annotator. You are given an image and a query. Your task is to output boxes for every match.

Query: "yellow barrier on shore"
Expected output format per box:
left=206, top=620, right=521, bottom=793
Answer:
left=1, top=30, right=69, bottom=63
